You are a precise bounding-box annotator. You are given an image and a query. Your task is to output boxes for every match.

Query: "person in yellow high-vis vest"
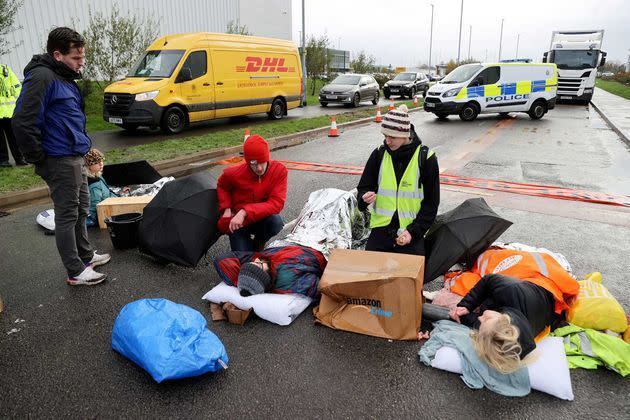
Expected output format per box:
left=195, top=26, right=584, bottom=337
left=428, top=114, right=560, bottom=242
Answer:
left=357, top=104, right=440, bottom=255
left=0, top=63, right=27, bottom=167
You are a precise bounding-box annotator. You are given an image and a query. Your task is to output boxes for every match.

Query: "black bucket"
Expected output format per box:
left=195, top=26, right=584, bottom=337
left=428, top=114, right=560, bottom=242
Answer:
left=105, top=212, right=143, bottom=249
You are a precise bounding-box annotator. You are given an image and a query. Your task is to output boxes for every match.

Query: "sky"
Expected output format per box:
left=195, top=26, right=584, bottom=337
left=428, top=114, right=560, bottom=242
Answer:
left=291, top=0, right=630, bottom=67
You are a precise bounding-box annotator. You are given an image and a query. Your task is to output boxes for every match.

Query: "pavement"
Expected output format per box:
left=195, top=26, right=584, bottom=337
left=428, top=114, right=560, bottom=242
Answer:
left=591, top=87, right=630, bottom=145
left=1, top=105, right=630, bottom=417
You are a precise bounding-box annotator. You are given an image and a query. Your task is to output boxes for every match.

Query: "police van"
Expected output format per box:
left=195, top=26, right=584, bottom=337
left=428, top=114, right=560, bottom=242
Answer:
left=423, top=62, right=557, bottom=121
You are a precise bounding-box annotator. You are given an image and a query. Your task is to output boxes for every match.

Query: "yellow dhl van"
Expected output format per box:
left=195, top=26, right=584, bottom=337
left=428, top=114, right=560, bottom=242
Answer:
left=103, top=33, right=303, bottom=133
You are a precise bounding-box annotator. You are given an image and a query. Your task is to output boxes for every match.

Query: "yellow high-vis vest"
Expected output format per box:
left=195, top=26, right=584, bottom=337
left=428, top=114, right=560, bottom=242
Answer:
left=371, top=146, right=433, bottom=229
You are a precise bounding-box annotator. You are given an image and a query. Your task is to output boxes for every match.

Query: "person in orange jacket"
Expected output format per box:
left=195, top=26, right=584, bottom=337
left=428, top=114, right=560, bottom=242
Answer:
left=216, top=135, right=288, bottom=252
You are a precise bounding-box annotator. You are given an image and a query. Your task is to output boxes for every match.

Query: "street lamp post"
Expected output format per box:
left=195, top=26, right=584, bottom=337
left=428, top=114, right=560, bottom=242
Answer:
left=457, top=0, right=464, bottom=63
left=498, top=18, right=504, bottom=61
left=428, top=3, right=434, bottom=74
left=301, top=0, right=307, bottom=107
left=468, top=25, right=472, bottom=60
left=515, top=34, right=520, bottom=59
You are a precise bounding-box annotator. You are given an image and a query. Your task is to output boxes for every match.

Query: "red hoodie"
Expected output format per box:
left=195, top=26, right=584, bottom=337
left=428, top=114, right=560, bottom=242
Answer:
left=216, top=160, right=288, bottom=234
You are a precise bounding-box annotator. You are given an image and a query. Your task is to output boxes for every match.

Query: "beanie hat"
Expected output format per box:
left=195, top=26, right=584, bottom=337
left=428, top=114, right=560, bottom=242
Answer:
left=237, top=262, right=272, bottom=296
left=84, top=148, right=104, bottom=166
left=381, top=104, right=411, bottom=138
left=243, top=135, right=270, bottom=164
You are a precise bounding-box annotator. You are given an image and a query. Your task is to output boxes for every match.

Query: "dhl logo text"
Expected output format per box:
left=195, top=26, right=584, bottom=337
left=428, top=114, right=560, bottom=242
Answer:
left=236, top=57, right=296, bottom=73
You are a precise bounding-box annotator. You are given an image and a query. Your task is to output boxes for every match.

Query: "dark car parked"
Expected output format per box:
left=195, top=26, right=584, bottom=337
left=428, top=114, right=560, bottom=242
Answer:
left=383, top=72, right=430, bottom=99
left=319, top=74, right=380, bottom=107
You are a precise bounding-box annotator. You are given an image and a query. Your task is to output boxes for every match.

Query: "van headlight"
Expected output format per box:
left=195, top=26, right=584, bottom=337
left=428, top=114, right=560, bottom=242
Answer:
left=442, top=88, right=461, bottom=98
left=135, top=90, right=159, bottom=101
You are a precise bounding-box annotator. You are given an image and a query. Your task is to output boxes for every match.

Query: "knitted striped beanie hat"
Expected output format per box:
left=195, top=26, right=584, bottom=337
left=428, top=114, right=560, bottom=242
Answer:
left=381, top=104, right=411, bottom=138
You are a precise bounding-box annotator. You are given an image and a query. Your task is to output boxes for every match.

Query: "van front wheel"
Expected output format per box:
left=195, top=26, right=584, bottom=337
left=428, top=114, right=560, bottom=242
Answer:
left=528, top=100, right=547, bottom=120
left=459, top=103, right=479, bottom=121
left=161, top=107, right=187, bottom=134
left=268, top=98, right=285, bottom=120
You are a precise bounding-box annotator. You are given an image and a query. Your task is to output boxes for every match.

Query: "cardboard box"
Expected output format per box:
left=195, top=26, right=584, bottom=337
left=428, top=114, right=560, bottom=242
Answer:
left=96, top=196, right=153, bottom=229
left=314, top=249, right=424, bottom=341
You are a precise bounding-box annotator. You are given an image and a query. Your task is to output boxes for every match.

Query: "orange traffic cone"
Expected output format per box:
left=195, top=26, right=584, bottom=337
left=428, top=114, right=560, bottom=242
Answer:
left=413, top=95, right=418, bottom=106
left=389, top=99, right=395, bottom=111
left=328, top=116, right=339, bottom=137
left=374, top=109, right=382, bottom=123
left=243, top=128, right=250, bottom=142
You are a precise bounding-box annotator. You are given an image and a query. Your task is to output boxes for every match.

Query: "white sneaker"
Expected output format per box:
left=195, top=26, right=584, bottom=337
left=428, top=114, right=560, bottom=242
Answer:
left=88, top=252, right=111, bottom=267
left=67, top=266, right=107, bottom=286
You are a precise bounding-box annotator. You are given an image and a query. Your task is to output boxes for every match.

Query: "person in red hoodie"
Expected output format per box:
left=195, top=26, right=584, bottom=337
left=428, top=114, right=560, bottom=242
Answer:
left=217, top=135, right=288, bottom=251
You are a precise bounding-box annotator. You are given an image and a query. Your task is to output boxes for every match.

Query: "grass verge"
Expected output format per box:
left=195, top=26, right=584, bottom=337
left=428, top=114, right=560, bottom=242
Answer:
left=595, top=79, right=630, bottom=100
left=0, top=100, right=420, bottom=196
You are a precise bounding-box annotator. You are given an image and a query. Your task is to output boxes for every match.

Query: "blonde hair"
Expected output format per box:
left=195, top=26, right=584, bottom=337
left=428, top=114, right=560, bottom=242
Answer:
left=470, top=313, right=522, bottom=374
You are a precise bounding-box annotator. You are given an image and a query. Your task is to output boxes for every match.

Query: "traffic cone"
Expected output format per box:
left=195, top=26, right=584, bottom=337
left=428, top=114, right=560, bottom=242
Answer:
left=243, top=128, right=250, bottom=142
left=389, top=99, right=395, bottom=111
left=413, top=95, right=418, bottom=106
left=328, top=116, right=339, bottom=137
left=374, top=108, right=382, bottom=123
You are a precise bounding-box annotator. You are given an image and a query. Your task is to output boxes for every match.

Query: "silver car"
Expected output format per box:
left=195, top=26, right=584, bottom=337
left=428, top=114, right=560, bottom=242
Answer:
left=319, top=74, right=380, bottom=107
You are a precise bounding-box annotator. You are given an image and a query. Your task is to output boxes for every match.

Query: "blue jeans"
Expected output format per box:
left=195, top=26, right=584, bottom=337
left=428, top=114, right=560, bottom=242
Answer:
left=228, top=214, right=284, bottom=252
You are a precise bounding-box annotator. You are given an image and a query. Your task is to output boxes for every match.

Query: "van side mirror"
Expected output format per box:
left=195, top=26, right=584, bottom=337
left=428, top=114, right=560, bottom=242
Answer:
left=542, top=52, right=548, bottom=63
left=471, top=77, right=484, bottom=87
left=360, top=82, right=367, bottom=86
left=599, top=51, right=607, bottom=67
left=177, top=67, right=193, bottom=83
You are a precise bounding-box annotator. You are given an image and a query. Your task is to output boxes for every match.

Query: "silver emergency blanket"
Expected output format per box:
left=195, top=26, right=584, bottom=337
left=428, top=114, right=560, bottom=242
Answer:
left=110, top=177, right=175, bottom=197
left=267, top=188, right=370, bottom=257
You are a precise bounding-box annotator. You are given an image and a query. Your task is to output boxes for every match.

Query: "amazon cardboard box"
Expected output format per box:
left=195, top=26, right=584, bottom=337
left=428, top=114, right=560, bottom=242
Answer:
left=314, top=249, right=424, bottom=341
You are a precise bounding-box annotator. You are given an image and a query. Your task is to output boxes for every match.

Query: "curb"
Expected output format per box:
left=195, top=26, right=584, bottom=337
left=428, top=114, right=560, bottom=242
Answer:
left=0, top=106, right=424, bottom=210
left=590, top=99, right=630, bottom=147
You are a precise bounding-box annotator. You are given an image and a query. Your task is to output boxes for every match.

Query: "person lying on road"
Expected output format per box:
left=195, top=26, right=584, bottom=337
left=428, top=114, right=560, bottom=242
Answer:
left=448, top=273, right=571, bottom=373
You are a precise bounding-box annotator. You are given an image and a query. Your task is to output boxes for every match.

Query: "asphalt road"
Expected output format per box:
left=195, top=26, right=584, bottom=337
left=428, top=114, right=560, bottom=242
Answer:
left=1, top=104, right=629, bottom=417
left=91, top=97, right=404, bottom=152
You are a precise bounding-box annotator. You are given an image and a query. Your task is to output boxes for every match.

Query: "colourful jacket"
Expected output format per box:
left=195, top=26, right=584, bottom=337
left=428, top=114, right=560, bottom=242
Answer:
left=216, top=160, right=287, bottom=234
left=12, top=54, right=91, bottom=164
left=213, top=245, right=327, bottom=298
left=447, top=248, right=579, bottom=314
left=552, top=324, right=630, bottom=377
left=87, top=176, right=117, bottom=226
left=0, top=64, right=21, bottom=118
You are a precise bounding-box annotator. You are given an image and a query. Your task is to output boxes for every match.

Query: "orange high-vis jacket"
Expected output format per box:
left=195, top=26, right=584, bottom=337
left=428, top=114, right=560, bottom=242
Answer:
left=447, top=248, right=579, bottom=314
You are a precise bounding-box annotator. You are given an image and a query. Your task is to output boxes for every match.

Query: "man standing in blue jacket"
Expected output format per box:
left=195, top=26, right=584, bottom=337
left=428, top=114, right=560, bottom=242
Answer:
left=13, top=27, right=110, bottom=285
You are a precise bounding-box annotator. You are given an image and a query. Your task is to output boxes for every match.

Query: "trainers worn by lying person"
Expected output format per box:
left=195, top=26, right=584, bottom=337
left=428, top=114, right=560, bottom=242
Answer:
left=67, top=266, right=107, bottom=286
left=87, top=251, right=111, bottom=267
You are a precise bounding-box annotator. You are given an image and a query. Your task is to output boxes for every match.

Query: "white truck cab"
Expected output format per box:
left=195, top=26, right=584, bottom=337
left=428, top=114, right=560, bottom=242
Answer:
left=424, top=62, right=558, bottom=121
left=543, top=30, right=605, bottom=103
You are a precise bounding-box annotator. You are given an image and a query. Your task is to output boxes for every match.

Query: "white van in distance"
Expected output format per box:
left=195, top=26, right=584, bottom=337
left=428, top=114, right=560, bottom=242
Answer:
left=424, top=62, right=558, bottom=121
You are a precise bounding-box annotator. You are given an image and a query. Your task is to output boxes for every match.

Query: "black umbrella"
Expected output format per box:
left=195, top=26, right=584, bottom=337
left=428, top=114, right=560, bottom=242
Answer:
left=139, top=172, right=220, bottom=267
left=103, top=160, right=162, bottom=187
left=424, top=197, right=512, bottom=283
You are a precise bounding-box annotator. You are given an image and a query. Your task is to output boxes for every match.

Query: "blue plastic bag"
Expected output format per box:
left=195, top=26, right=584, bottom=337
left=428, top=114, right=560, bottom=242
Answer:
left=112, top=298, right=228, bottom=383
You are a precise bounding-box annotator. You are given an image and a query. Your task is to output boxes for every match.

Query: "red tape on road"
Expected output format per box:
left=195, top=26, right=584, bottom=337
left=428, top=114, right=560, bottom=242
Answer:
left=214, top=157, right=630, bottom=207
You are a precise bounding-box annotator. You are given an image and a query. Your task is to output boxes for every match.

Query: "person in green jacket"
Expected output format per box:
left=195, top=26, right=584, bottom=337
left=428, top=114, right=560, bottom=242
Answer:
left=0, top=64, right=27, bottom=167
left=84, top=148, right=117, bottom=227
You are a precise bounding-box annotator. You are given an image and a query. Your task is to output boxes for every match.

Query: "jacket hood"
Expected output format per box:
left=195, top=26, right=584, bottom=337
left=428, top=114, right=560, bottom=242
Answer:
left=501, top=307, right=536, bottom=359
left=24, top=54, right=82, bottom=80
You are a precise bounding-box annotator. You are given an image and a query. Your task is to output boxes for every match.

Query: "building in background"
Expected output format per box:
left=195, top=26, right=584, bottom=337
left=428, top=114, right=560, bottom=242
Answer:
left=1, top=0, right=292, bottom=79
left=328, top=49, right=350, bottom=74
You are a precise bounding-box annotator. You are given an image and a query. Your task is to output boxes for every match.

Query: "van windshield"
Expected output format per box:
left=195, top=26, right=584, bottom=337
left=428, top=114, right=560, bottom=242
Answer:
left=129, top=50, right=185, bottom=78
left=552, top=50, right=599, bottom=70
left=441, top=64, right=483, bottom=84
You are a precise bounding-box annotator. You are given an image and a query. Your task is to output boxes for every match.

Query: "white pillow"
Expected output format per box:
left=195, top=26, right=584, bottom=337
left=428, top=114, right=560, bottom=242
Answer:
left=202, top=282, right=312, bottom=326
left=431, top=337, right=574, bottom=400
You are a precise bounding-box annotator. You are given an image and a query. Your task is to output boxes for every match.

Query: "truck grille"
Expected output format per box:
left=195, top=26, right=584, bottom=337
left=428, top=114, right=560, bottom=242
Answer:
left=558, top=78, right=582, bottom=93
left=104, top=93, right=134, bottom=115
left=424, top=97, right=441, bottom=103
